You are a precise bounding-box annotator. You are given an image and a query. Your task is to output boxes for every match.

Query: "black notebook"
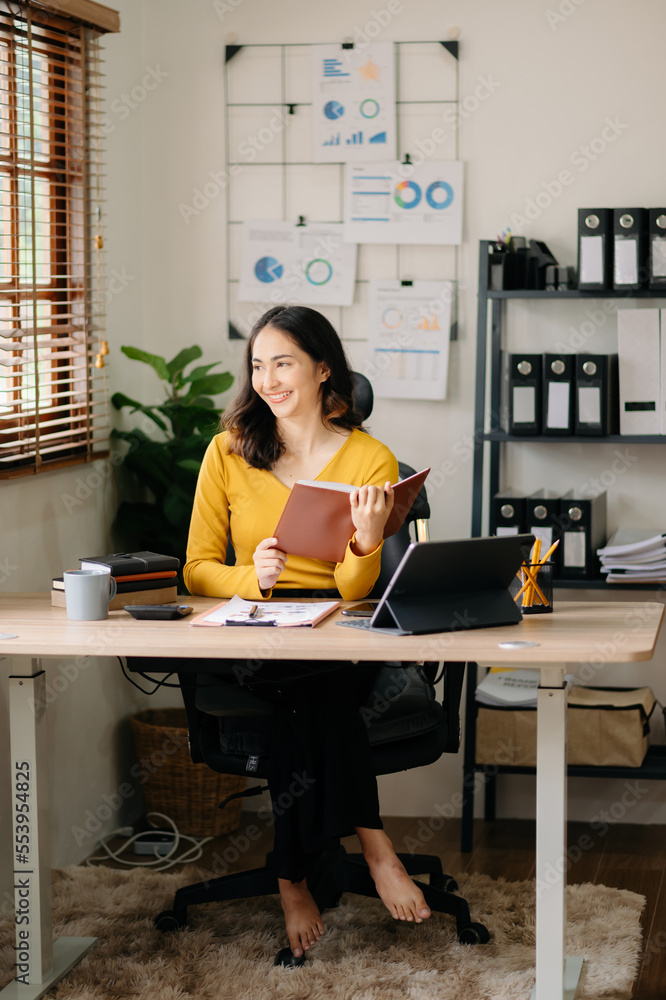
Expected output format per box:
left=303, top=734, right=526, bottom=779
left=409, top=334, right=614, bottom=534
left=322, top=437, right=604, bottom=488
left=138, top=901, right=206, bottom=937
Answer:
left=79, top=551, right=180, bottom=575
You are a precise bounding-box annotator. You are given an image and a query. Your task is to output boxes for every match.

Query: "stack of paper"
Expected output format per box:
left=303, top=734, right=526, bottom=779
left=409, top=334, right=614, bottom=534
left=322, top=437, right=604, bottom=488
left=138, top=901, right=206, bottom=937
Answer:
left=596, top=529, right=666, bottom=583
left=476, top=669, right=575, bottom=708
left=476, top=669, right=543, bottom=708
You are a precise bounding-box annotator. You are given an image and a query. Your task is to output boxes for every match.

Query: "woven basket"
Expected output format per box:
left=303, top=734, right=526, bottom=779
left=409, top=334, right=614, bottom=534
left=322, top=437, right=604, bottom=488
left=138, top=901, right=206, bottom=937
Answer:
left=129, top=708, right=246, bottom=838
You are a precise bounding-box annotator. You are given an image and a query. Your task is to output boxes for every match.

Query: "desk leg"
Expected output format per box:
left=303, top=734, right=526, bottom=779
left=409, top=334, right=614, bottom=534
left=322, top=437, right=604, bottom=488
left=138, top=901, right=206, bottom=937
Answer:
left=2, top=659, right=95, bottom=1000
left=531, top=666, right=582, bottom=1000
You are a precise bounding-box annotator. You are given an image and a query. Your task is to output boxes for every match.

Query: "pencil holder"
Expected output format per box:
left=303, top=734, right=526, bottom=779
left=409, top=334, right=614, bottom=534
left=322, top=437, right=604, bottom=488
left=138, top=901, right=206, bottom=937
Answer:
left=510, top=562, right=554, bottom=614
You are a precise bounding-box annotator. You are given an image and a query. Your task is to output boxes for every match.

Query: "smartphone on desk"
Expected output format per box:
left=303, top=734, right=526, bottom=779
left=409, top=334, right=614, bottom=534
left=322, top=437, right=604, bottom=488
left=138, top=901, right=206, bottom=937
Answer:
left=341, top=601, right=377, bottom=618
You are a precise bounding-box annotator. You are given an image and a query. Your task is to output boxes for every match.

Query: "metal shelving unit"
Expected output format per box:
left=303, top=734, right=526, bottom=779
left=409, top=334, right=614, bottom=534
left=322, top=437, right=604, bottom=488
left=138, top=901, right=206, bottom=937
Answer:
left=471, top=239, right=666, bottom=550
left=461, top=240, right=666, bottom=851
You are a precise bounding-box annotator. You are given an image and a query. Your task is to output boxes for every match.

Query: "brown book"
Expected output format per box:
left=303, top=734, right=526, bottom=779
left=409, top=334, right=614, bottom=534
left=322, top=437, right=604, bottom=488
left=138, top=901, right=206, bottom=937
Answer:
left=273, top=467, right=430, bottom=564
left=51, top=585, right=178, bottom=611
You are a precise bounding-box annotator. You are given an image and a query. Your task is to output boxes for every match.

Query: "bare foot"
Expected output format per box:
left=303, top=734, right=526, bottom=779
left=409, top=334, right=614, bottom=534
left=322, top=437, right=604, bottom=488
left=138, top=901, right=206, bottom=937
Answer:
left=357, top=829, right=431, bottom=923
left=278, top=877, right=325, bottom=958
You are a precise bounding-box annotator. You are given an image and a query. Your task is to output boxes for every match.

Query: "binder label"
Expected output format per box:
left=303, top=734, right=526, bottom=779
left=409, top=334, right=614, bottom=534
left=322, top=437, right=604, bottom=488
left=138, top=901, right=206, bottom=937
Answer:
left=513, top=386, right=535, bottom=424
left=546, top=382, right=570, bottom=429
left=652, top=237, right=666, bottom=278
left=614, top=239, right=639, bottom=285
left=578, top=386, right=601, bottom=425
left=580, top=236, right=603, bottom=284
left=563, top=531, right=586, bottom=569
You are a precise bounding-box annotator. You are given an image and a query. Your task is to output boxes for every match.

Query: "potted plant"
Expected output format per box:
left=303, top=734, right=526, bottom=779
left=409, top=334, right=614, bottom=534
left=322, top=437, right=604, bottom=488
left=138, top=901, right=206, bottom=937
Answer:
left=111, top=345, right=234, bottom=588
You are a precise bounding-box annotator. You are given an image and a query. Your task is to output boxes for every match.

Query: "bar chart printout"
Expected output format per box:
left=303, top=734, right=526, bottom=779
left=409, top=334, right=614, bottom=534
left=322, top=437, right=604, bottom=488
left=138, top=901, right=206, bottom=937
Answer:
left=313, top=42, right=396, bottom=162
left=366, top=280, right=453, bottom=400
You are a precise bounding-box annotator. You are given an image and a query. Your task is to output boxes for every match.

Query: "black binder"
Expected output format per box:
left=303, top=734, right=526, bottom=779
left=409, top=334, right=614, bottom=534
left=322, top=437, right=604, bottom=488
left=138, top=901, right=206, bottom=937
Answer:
left=526, top=489, right=562, bottom=575
left=574, top=354, right=619, bottom=436
left=558, top=491, right=607, bottom=579
left=490, top=488, right=526, bottom=536
left=613, top=208, right=648, bottom=291
left=577, top=208, right=612, bottom=291
left=648, top=209, right=666, bottom=291
left=342, top=535, right=535, bottom=635
left=542, top=354, right=574, bottom=435
left=502, top=353, right=542, bottom=435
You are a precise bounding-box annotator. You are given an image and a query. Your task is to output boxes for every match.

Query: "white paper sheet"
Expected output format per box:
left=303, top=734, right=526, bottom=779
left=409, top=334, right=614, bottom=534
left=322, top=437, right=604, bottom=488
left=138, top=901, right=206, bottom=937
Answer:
left=365, top=280, right=453, bottom=400
left=312, top=42, right=396, bottom=163
left=238, top=221, right=357, bottom=306
left=193, top=595, right=340, bottom=627
left=344, top=160, right=464, bottom=245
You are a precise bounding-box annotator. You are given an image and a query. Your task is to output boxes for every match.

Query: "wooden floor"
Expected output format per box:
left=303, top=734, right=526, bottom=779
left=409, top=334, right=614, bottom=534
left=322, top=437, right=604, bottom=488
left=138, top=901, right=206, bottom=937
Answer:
left=108, top=813, right=666, bottom=999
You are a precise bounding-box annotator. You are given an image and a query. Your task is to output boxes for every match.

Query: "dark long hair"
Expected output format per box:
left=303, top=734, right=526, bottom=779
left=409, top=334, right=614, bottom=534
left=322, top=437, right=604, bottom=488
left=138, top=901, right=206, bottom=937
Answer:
left=223, top=306, right=362, bottom=470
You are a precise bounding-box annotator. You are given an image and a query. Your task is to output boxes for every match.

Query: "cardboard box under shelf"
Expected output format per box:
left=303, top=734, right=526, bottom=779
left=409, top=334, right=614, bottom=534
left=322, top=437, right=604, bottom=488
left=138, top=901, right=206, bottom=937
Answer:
left=476, top=686, right=657, bottom=768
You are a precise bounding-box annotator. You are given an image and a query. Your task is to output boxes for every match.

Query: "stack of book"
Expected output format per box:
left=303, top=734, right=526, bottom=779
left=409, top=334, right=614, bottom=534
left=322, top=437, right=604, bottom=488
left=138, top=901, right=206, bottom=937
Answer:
left=51, top=550, right=180, bottom=609
left=597, top=529, right=666, bottom=583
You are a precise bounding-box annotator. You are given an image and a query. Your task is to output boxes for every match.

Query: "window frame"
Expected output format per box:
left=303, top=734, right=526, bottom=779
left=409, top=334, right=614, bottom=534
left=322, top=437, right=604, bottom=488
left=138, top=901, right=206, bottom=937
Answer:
left=0, top=0, right=118, bottom=479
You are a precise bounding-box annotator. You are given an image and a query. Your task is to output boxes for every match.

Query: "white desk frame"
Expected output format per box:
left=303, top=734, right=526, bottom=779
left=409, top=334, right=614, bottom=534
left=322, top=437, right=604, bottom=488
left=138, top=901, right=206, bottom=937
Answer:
left=1, top=596, right=663, bottom=1000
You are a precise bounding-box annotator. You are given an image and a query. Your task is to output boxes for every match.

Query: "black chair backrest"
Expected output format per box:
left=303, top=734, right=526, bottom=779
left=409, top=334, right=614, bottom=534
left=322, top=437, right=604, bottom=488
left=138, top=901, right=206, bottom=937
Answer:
left=351, top=371, right=374, bottom=422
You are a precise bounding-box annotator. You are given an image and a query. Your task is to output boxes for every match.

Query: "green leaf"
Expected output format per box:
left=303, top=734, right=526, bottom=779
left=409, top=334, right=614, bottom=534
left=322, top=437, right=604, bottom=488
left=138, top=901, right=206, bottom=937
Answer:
left=174, top=406, right=222, bottom=439
left=183, top=372, right=234, bottom=401
left=120, top=345, right=170, bottom=381
left=110, top=426, right=152, bottom=444
left=182, top=362, right=223, bottom=383
left=166, top=346, right=202, bottom=380
left=176, top=458, right=203, bottom=473
left=110, top=395, right=170, bottom=433
left=111, top=391, right=144, bottom=411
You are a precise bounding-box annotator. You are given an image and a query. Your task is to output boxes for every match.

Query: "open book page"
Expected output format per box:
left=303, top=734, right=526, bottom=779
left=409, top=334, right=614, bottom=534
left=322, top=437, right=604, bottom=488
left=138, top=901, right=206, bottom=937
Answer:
left=190, top=594, right=340, bottom=627
left=273, top=467, right=430, bottom=564
left=296, top=479, right=355, bottom=493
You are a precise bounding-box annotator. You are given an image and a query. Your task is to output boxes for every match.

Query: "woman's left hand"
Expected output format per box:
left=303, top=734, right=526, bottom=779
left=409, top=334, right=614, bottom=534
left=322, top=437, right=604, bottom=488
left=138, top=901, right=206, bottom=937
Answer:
left=350, top=482, right=394, bottom=556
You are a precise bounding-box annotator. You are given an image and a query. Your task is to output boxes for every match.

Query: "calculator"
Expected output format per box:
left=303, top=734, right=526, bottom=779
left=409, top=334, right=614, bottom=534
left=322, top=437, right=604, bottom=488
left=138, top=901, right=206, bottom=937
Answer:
left=125, top=605, right=193, bottom=620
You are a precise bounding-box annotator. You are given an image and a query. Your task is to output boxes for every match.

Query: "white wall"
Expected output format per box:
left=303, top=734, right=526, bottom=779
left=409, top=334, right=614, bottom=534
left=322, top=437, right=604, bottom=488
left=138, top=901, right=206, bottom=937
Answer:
left=3, top=0, right=666, bottom=906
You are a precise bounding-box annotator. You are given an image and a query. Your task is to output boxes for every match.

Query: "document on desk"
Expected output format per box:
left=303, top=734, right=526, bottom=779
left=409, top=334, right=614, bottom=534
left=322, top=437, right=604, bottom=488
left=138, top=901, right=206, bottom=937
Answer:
left=190, top=595, right=340, bottom=628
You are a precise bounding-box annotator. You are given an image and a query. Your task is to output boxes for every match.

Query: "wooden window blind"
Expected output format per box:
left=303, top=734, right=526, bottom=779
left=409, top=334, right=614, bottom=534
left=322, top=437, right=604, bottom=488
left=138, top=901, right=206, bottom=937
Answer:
left=0, top=1, right=114, bottom=478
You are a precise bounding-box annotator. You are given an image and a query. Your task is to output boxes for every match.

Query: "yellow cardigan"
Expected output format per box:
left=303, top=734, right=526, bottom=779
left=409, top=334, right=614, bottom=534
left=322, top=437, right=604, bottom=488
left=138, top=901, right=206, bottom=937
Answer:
left=184, top=427, right=399, bottom=601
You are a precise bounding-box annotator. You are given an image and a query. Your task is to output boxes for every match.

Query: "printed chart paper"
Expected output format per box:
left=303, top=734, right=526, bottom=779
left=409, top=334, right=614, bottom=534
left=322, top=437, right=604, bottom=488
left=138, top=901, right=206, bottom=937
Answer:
left=345, top=161, right=464, bottom=244
left=238, top=221, right=357, bottom=306
left=312, top=42, right=396, bottom=163
left=366, top=280, right=453, bottom=400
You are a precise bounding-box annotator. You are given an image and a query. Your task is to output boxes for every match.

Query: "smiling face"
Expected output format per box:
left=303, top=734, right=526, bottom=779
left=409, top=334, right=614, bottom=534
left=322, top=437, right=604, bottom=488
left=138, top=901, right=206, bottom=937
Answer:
left=251, top=325, right=330, bottom=421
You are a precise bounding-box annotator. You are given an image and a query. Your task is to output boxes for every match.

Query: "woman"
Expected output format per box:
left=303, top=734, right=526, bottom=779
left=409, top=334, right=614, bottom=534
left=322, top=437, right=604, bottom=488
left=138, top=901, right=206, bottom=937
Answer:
left=185, top=305, right=431, bottom=959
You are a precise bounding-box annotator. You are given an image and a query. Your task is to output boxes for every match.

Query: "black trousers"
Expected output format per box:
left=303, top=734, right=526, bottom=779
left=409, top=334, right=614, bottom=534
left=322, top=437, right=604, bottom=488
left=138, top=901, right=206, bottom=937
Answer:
left=245, top=659, right=383, bottom=883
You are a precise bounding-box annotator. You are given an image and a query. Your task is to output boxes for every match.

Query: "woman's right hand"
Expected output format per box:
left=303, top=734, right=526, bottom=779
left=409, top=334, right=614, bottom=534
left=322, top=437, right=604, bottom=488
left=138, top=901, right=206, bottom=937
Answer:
left=253, top=537, right=287, bottom=592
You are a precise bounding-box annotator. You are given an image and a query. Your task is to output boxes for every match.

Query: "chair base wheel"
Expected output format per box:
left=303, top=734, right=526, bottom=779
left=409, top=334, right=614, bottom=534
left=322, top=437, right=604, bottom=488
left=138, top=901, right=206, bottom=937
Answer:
left=274, top=947, right=306, bottom=967
left=154, top=909, right=187, bottom=932
left=430, top=873, right=458, bottom=893
left=458, top=921, right=490, bottom=945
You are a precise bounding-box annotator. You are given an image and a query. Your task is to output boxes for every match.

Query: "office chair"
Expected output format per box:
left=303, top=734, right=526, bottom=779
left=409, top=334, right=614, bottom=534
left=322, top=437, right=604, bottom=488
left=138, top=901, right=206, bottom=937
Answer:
left=143, top=375, right=489, bottom=964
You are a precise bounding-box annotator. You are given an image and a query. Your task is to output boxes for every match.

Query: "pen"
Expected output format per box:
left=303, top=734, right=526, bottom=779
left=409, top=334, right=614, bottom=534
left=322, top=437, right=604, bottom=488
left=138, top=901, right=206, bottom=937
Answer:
left=226, top=619, right=276, bottom=627
left=248, top=604, right=259, bottom=619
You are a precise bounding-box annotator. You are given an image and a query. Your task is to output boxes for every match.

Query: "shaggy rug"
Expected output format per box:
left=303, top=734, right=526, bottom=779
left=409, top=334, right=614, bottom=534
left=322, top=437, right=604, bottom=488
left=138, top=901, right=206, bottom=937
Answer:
left=0, top=866, right=644, bottom=999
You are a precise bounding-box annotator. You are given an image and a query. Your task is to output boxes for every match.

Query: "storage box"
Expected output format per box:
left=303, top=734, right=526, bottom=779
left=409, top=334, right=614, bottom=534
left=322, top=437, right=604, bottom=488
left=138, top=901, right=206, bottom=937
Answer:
left=475, top=686, right=656, bottom=768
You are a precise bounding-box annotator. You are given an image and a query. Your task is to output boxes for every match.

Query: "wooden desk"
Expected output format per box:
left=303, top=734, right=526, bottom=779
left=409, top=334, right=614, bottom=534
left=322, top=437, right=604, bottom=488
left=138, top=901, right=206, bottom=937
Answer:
left=1, top=595, right=663, bottom=1000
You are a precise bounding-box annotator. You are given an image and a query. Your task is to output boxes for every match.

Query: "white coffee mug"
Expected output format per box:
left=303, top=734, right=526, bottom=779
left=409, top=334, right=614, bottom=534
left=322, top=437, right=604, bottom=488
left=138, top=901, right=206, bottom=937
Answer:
left=63, top=570, right=117, bottom=621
